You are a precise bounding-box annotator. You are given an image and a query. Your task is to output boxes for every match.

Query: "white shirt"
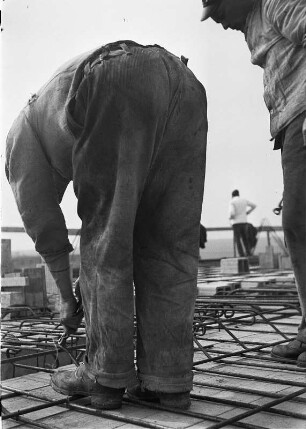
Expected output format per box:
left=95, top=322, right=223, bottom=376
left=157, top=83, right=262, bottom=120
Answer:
left=229, top=197, right=256, bottom=224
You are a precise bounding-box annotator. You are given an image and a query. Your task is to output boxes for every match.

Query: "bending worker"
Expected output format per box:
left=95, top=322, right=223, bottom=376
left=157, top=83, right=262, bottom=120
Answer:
left=5, top=40, right=208, bottom=409
left=200, top=0, right=306, bottom=367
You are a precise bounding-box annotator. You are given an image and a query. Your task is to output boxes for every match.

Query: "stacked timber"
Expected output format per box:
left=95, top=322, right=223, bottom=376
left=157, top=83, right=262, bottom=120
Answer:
left=220, top=257, right=249, bottom=274
left=1, top=267, right=48, bottom=317
left=1, top=239, right=13, bottom=274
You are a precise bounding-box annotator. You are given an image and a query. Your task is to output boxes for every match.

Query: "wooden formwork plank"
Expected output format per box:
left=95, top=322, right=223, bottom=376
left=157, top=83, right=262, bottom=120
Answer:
left=102, top=401, right=164, bottom=421
left=137, top=409, right=202, bottom=428
left=193, top=372, right=298, bottom=394
left=29, top=410, right=124, bottom=429
left=2, top=369, right=305, bottom=429
left=231, top=333, right=283, bottom=344
left=221, top=409, right=306, bottom=429
left=107, top=400, right=203, bottom=428
left=251, top=397, right=306, bottom=417
left=235, top=323, right=297, bottom=334
left=213, top=389, right=263, bottom=404
left=1, top=376, right=49, bottom=393
left=3, top=422, right=33, bottom=429
left=190, top=424, right=237, bottom=429
left=278, top=386, right=306, bottom=399
left=192, top=385, right=225, bottom=398
left=189, top=399, right=238, bottom=419
left=1, top=396, right=65, bottom=429
left=208, top=364, right=306, bottom=384
left=202, top=330, right=259, bottom=341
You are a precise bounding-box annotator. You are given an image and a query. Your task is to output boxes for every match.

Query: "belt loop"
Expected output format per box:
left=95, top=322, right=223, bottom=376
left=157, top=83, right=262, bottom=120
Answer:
left=119, top=43, right=132, bottom=55
left=89, top=50, right=109, bottom=70
left=180, top=55, right=189, bottom=66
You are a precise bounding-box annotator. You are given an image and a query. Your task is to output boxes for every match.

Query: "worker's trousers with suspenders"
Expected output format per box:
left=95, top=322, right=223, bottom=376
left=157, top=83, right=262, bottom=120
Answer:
left=68, top=41, right=208, bottom=391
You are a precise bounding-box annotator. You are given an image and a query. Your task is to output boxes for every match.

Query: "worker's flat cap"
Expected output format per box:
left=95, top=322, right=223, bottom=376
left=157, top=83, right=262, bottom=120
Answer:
left=201, top=0, right=219, bottom=21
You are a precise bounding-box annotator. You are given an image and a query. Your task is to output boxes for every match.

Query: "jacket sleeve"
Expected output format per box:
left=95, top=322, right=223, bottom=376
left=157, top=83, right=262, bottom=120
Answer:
left=229, top=202, right=235, bottom=220
left=5, top=111, right=73, bottom=262
left=247, top=200, right=257, bottom=210
left=246, top=200, right=256, bottom=215
left=264, top=0, right=306, bottom=46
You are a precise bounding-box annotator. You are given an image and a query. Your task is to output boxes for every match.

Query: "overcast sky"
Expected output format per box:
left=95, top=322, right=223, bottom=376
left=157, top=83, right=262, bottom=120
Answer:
left=1, top=0, right=283, bottom=248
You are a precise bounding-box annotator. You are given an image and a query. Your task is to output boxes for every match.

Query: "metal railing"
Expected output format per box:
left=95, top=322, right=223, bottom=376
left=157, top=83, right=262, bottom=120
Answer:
left=1, top=224, right=284, bottom=254
left=1, top=225, right=283, bottom=234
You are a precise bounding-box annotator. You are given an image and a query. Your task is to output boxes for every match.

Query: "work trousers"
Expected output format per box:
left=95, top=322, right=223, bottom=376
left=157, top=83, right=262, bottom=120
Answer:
left=233, top=223, right=250, bottom=257
left=67, top=41, right=208, bottom=391
left=281, top=111, right=306, bottom=327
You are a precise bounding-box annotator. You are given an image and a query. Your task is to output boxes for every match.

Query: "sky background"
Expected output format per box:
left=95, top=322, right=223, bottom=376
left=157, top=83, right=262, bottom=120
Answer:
left=1, top=0, right=284, bottom=250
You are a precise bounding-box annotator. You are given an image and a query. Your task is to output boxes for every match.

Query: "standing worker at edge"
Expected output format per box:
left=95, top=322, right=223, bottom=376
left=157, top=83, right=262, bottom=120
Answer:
left=5, top=40, right=208, bottom=409
left=200, top=0, right=306, bottom=367
left=229, top=189, right=256, bottom=257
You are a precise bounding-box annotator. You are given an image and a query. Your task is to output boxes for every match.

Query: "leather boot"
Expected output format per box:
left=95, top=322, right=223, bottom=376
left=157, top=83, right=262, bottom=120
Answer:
left=50, top=364, right=125, bottom=409
left=297, top=351, right=306, bottom=368
left=127, top=385, right=191, bottom=409
left=127, top=385, right=159, bottom=402
left=271, top=329, right=306, bottom=363
left=158, top=392, right=191, bottom=409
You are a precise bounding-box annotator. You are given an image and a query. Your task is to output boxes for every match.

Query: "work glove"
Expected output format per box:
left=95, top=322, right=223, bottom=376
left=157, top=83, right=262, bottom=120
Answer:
left=44, top=252, right=84, bottom=336
left=60, top=277, right=84, bottom=336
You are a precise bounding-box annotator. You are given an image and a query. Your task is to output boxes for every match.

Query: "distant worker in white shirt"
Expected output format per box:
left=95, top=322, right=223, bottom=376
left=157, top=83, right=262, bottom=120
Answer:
left=229, top=190, right=257, bottom=257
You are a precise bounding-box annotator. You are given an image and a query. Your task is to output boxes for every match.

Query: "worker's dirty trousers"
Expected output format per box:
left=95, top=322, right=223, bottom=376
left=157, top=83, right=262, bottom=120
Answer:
left=281, top=111, right=306, bottom=328
left=68, top=42, right=208, bottom=391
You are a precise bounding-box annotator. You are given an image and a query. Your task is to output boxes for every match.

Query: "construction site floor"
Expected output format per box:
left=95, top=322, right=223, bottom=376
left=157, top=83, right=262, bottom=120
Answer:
left=1, top=263, right=306, bottom=429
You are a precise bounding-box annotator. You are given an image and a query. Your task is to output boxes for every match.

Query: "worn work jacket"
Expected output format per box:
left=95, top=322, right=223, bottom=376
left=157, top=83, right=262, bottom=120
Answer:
left=5, top=49, right=97, bottom=262
left=245, top=0, right=306, bottom=141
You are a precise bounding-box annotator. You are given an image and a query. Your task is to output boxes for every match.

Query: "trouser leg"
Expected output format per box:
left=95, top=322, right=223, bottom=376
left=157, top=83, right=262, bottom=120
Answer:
left=282, top=111, right=306, bottom=324
left=73, top=116, right=140, bottom=387
left=240, top=224, right=250, bottom=256
left=233, top=224, right=244, bottom=257
left=133, top=72, right=207, bottom=392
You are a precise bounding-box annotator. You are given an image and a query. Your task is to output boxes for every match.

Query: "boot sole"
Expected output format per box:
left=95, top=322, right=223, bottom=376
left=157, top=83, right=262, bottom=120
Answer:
left=159, top=398, right=191, bottom=409
left=126, top=391, right=190, bottom=408
left=91, top=395, right=122, bottom=410
left=50, top=379, right=122, bottom=409
left=126, top=391, right=160, bottom=403
left=270, top=352, right=298, bottom=364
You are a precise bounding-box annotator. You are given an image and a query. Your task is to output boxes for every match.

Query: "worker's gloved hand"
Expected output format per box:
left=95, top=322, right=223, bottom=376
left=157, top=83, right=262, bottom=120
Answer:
left=60, top=278, right=84, bottom=335
left=44, top=253, right=84, bottom=336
